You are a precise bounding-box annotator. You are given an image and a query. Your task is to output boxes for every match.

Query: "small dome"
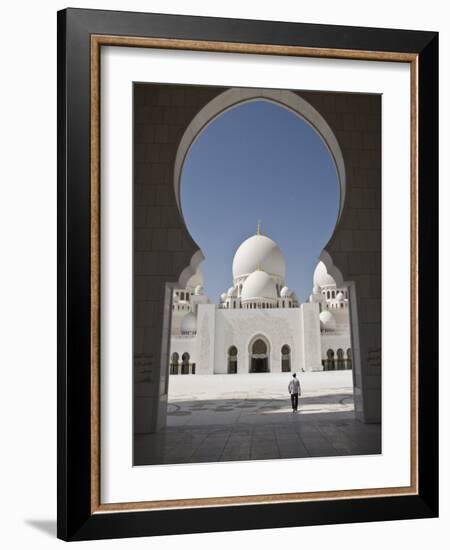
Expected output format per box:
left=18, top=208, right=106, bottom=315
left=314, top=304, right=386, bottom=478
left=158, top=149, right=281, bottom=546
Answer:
left=319, top=310, right=336, bottom=332
left=233, top=234, right=285, bottom=280
left=173, top=293, right=179, bottom=303
left=241, top=270, right=277, bottom=302
left=194, top=284, right=203, bottom=296
left=280, top=286, right=292, bottom=297
left=227, top=286, right=238, bottom=297
left=180, top=312, right=197, bottom=334
left=336, top=291, right=344, bottom=301
left=313, top=284, right=321, bottom=295
left=313, top=261, right=336, bottom=288
left=220, top=292, right=227, bottom=302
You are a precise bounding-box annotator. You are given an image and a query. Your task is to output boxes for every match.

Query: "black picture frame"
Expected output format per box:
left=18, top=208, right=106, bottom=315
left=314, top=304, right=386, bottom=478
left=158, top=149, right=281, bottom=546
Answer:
left=57, top=7, right=438, bottom=541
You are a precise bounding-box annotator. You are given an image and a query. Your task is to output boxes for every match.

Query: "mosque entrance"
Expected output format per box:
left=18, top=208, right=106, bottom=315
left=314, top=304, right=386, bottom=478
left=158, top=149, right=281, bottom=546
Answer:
left=252, top=358, right=268, bottom=373
left=250, top=338, right=269, bottom=373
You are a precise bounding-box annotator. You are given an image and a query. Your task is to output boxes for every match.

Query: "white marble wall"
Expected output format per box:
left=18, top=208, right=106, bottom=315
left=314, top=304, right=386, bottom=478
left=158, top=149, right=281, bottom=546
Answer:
left=211, top=307, right=304, bottom=374
left=300, top=302, right=323, bottom=371
left=169, top=300, right=350, bottom=376
left=197, top=304, right=216, bottom=374
left=169, top=337, right=197, bottom=363
left=321, top=333, right=352, bottom=357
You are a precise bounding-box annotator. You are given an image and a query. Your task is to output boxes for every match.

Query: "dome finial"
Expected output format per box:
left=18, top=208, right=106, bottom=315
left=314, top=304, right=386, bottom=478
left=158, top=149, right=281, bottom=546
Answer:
left=257, top=220, right=261, bottom=235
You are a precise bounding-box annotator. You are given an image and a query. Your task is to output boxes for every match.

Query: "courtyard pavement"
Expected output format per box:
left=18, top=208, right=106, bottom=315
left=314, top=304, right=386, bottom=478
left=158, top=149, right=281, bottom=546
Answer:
left=134, top=371, right=381, bottom=466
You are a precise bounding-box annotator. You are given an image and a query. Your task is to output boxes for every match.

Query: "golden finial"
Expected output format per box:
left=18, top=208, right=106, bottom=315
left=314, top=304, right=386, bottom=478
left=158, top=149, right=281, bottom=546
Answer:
left=257, top=220, right=261, bottom=235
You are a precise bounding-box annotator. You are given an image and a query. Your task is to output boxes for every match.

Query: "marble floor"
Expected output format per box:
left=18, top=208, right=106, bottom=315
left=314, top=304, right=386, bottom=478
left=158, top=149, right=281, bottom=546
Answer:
left=134, top=372, right=381, bottom=466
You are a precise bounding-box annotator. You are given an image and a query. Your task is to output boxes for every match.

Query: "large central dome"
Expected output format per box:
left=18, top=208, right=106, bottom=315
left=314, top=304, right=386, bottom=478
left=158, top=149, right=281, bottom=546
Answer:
left=232, top=234, right=285, bottom=280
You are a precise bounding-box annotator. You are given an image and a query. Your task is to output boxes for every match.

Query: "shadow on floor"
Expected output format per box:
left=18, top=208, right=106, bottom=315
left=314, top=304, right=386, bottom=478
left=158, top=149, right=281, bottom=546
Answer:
left=25, top=519, right=56, bottom=538
left=166, top=393, right=354, bottom=415
left=134, top=396, right=381, bottom=466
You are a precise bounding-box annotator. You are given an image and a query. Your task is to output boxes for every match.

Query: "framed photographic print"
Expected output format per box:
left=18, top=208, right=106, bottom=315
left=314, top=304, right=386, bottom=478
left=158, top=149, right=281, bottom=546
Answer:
left=57, top=8, right=438, bottom=541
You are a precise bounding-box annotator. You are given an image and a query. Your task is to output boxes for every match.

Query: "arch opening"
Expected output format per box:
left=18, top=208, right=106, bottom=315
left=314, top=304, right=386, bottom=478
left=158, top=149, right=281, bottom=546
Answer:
left=181, top=352, right=190, bottom=375
left=175, top=89, right=346, bottom=226
left=228, top=345, right=238, bottom=374
left=326, top=348, right=335, bottom=371
left=170, top=352, right=179, bottom=375
left=281, top=344, right=291, bottom=373
left=176, top=93, right=343, bottom=302
left=166, top=87, right=364, bottom=421
left=248, top=335, right=270, bottom=373
left=346, top=348, right=352, bottom=370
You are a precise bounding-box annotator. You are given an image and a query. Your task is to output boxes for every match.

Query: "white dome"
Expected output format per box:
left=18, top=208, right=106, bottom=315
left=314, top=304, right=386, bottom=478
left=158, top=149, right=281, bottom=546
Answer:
left=232, top=235, right=285, bottom=280
left=180, top=312, right=197, bottom=334
left=194, top=284, right=203, bottom=295
left=319, top=310, right=336, bottom=331
left=313, top=284, right=321, bottom=295
left=336, top=291, right=344, bottom=301
left=227, top=286, right=238, bottom=297
left=280, top=286, right=292, bottom=297
left=313, top=261, right=336, bottom=288
left=220, top=292, right=227, bottom=302
left=241, top=271, right=278, bottom=302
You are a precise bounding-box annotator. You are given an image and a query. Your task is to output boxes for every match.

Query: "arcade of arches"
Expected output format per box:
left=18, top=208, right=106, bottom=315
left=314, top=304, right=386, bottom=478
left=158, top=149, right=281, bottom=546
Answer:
left=169, top=343, right=295, bottom=375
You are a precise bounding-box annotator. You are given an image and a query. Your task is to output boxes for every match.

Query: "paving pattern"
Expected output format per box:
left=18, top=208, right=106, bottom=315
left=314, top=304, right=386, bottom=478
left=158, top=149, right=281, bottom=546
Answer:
left=134, top=372, right=381, bottom=465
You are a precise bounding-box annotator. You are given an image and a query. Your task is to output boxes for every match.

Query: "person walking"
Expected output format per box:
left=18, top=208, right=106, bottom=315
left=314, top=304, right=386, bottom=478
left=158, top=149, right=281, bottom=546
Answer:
left=288, top=373, right=301, bottom=412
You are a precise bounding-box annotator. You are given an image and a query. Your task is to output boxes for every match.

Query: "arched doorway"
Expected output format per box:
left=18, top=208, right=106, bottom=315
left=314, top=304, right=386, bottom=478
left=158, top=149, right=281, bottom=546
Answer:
left=281, top=344, right=291, bottom=372
left=337, top=348, right=345, bottom=370
left=181, top=352, right=190, bottom=375
left=170, top=352, right=179, bottom=375
left=249, top=337, right=270, bottom=373
left=228, top=346, right=238, bottom=374
left=346, top=348, right=352, bottom=370
left=326, top=349, right=335, bottom=371
left=174, top=89, right=346, bottom=219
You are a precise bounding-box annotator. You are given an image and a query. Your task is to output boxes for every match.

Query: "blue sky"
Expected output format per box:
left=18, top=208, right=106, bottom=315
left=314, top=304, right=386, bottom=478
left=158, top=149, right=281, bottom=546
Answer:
left=180, top=99, right=339, bottom=303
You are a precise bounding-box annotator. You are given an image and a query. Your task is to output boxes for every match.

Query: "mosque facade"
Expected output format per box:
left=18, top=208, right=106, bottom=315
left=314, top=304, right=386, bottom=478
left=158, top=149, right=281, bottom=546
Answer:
left=169, top=228, right=352, bottom=375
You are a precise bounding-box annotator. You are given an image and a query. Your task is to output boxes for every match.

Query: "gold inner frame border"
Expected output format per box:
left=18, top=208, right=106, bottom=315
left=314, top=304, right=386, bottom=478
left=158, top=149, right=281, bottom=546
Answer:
left=89, top=35, right=419, bottom=514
